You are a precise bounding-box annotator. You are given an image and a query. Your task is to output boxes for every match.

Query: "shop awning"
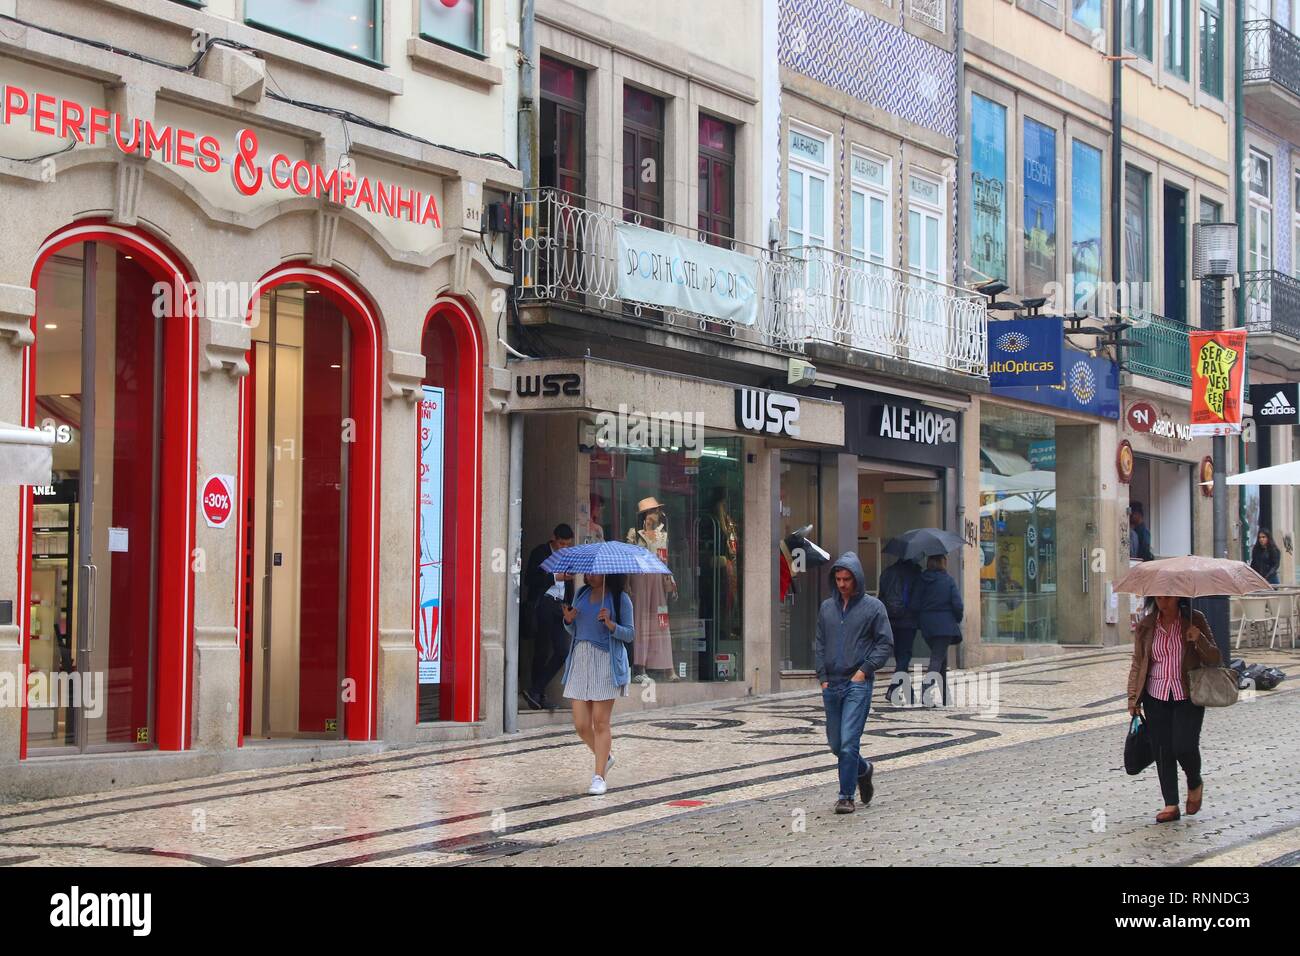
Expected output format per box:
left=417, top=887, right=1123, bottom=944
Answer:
left=980, top=445, right=1031, bottom=476
left=1225, top=460, right=1300, bottom=486
left=0, top=422, right=54, bottom=485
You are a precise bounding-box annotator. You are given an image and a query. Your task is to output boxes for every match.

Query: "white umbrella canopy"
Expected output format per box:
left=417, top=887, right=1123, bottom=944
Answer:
left=1225, top=459, right=1300, bottom=486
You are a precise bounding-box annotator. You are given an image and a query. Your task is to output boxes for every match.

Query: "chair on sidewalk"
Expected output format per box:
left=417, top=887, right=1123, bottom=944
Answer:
left=1234, top=594, right=1280, bottom=650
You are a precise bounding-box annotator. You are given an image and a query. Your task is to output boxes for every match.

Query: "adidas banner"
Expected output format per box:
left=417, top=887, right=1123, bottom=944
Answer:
left=1250, top=382, right=1300, bottom=426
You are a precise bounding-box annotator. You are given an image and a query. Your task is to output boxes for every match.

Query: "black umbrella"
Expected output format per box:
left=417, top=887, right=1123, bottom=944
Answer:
left=883, top=528, right=965, bottom=562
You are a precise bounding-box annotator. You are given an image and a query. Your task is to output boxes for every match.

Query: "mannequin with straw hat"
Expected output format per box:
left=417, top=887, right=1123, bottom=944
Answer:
left=626, top=496, right=678, bottom=681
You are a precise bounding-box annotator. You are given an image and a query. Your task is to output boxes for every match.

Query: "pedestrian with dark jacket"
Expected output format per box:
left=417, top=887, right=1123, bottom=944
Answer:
left=1126, top=597, right=1221, bottom=823
left=522, top=524, right=576, bottom=710
left=907, top=553, right=963, bottom=706
left=1250, top=529, right=1281, bottom=585
left=878, top=558, right=921, bottom=705
left=815, top=552, right=893, bottom=815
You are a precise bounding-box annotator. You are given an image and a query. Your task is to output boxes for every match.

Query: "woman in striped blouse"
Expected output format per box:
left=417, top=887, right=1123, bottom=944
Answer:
left=1126, top=596, right=1222, bottom=823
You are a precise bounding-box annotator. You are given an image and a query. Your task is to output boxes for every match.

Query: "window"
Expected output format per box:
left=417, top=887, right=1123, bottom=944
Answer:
left=1294, top=172, right=1300, bottom=279
left=539, top=57, right=585, bottom=195
left=1199, top=0, right=1223, bottom=98
left=1070, top=140, right=1103, bottom=312
left=1023, top=118, right=1058, bottom=295
left=970, top=94, right=1008, bottom=283
left=1124, top=0, right=1153, bottom=59
left=909, top=174, right=944, bottom=284
left=850, top=148, right=890, bottom=268
left=1072, top=0, right=1103, bottom=31
left=1165, top=0, right=1190, bottom=78
left=245, top=0, right=380, bottom=62
left=786, top=125, right=831, bottom=252
left=420, top=0, right=482, bottom=56
left=1248, top=149, right=1273, bottom=275
left=909, top=0, right=945, bottom=32
left=698, top=115, right=736, bottom=243
left=623, top=86, right=665, bottom=223
left=1124, top=166, right=1150, bottom=312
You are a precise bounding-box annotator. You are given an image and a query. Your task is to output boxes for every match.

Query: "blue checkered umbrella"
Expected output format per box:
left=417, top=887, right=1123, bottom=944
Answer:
left=540, top=541, right=671, bottom=575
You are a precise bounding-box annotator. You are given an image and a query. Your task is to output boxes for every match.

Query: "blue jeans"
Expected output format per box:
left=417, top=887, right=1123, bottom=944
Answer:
left=823, top=678, right=874, bottom=800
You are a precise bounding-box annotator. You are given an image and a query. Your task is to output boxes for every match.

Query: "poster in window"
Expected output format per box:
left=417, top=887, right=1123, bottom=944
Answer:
left=418, top=386, right=445, bottom=685
left=1070, top=140, right=1103, bottom=312
left=970, top=95, right=1007, bottom=283
left=1023, top=118, right=1057, bottom=296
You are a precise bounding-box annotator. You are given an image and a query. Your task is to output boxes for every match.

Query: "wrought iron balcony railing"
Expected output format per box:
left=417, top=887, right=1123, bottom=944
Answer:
left=768, top=246, right=987, bottom=375
left=515, top=188, right=989, bottom=376
left=1126, top=311, right=1191, bottom=387
left=1243, top=269, right=1300, bottom=339
left=1244, top=19, right=1300, bottom=100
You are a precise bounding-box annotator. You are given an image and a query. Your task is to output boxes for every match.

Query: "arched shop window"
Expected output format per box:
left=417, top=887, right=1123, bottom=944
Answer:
left=239, top=269, right=381, bottom=743
left=418, top=302, right=482, bottom=723
left=24, top=227, right=197, bottom=757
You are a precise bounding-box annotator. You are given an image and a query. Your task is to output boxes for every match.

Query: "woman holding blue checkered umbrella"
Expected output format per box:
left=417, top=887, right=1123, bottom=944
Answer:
left=541, top=541, right=669, bottom=795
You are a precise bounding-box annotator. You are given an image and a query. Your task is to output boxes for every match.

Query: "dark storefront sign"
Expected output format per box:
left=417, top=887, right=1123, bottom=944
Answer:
left=992, top=350, right=1120, bottom=419
left=735, top=387, right=801, bottom=437
left=988, top=317, right=1064, bottom=387
left=1250, top=382, right=1300, bottom=426
left=841, top=389, right=960, bottom=469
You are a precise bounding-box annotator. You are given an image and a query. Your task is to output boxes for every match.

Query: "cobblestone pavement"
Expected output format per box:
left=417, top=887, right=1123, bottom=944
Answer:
left=1, top=646, right=1297, bottom=867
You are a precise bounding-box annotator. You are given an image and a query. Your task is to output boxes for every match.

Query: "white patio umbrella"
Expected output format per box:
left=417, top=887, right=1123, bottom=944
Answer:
left=1224, top=459, right=1300, bottom=486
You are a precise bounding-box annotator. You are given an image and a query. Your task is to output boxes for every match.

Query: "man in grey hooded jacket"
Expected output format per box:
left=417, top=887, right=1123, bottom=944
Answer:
left=815, top=552, right=893, bottom=814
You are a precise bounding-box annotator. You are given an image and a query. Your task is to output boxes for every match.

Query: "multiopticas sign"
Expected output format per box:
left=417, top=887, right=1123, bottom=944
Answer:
left=989, top=359, right=1056, bottom=376
left=1, top=84, right=441, bottom=227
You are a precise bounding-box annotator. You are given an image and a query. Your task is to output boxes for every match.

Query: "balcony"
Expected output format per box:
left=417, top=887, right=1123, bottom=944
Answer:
left=768, top=246, right=987, bottom=375
left=1244, top=269, right=1300, bottom=339
left=515, top=188, right=988, bottom=377
left=1126, top=311, right=1191, bottom=387
left=1243, top=19, right=1300, bottom=127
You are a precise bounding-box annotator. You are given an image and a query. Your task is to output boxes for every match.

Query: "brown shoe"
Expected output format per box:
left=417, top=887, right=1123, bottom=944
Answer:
left=1187, top=785, right=1203, bottom=816
left=834, top=799, right=855, bottom=814
left=1156, top=807, right=1181, bottom=823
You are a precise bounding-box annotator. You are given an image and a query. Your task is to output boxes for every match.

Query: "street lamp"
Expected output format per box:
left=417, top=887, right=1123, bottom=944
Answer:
left=1192, top=221, right=1239, bottom=661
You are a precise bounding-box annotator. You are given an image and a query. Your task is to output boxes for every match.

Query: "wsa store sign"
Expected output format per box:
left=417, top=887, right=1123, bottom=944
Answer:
left=988, top=317, right=1064, bottom=387
left=617, top=223, right=760, bottom=325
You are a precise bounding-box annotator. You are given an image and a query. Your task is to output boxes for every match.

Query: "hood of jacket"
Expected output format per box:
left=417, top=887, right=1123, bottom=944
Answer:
left=828, top=551, right=866, bottom=601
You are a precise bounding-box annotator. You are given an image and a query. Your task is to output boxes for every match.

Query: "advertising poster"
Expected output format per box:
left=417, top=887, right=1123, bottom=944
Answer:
left=1023, top=118, right=1057, bottom=297
left=860, top=498, right=875, bottom=534
left=1070, top=140, right=1103, bottom=311
left=995, top=537, right=1026, bottom=636
left=616, top=222, right=760, bottom=325
left=1189, top=330, right=1247, bottom=436
left=970, top=94, right=1007, bottom=283
left=418, top=386, right=445, bottom=685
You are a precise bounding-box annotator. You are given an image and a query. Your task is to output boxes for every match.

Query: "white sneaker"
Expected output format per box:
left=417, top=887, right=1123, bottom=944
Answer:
left=588, top=774, right=607, bottom=796
left=604, top=752, right=615, bottom=777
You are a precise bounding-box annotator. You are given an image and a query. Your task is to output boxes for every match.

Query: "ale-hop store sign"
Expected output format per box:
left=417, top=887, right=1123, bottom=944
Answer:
left=844, top=391, right=959, bottom=469
left=988, top=317, right=1064, bottom=387
left=1, top=84, right=441, bottom=227
left=1190, top=330, right=1246, bottom=436
left=616, top=222, right=760, bottom=326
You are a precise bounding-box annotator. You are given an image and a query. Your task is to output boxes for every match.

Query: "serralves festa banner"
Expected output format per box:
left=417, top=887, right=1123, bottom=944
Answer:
left=1189, top=330, right=1247, bottom=437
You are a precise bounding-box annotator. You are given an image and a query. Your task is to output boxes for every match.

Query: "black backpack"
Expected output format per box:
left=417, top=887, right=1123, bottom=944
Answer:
left=879, top=562, right=917, bottom=620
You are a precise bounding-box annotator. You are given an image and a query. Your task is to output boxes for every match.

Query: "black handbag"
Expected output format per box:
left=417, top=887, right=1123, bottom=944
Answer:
left=1124, top=715, right=1154, bottom=775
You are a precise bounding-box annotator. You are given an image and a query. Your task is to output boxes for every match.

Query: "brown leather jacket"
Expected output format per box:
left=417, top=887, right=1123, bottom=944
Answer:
left=1126, top=608, right=1222, bottom=710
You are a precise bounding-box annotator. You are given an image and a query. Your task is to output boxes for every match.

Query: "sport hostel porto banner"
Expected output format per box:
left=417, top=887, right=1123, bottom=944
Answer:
left=988, top=317, right=1064, bottom=387
left=616, top=222, right=760, bottom=325
left=1189, top=330, right=1246, bottom=437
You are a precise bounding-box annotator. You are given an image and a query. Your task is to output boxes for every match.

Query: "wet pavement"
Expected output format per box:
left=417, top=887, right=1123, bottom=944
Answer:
left=1, top=646, right=1297, bottom=867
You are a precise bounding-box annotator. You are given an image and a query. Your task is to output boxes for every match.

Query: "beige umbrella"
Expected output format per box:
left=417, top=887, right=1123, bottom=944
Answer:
left=1113, top=555, right=1271, bottom=598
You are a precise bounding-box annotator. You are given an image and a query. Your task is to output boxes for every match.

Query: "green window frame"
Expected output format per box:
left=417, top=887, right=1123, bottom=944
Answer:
left=1198, top=0, right=1223, bottom=98
left=420, top=0, right=485, bottom=58
left=1124, top=0, right=1154, bottom=60
left=245, top=0, right=383, bottom=66
left=1165, top=0, right=1190, bottom=79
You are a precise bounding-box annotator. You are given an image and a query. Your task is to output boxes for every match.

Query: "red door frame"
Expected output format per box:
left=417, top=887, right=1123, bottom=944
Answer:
left=415, top=298, right=484, bottom=723
left=19, top=220, right=198, bottom=758
left=236, top=265, right=382, bottom=743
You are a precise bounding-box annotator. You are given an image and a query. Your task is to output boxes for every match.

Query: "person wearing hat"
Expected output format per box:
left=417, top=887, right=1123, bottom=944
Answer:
left=626, top=496, right=678, bottom=681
